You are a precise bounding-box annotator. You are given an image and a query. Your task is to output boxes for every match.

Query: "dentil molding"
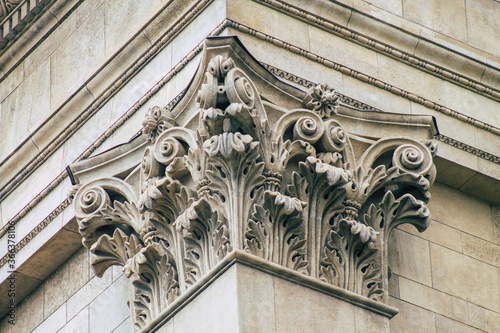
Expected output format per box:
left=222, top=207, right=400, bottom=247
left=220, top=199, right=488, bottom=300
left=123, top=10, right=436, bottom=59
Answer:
left=70, top=36, right=436, bottom=330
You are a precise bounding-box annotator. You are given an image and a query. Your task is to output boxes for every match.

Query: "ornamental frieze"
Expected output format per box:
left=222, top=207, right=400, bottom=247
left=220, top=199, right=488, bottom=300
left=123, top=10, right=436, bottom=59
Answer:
left=69, top=36, right=436, bottom=331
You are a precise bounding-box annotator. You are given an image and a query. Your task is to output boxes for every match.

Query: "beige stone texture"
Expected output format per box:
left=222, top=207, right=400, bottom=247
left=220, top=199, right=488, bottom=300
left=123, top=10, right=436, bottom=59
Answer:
left=50, top=5, right=105, bottom=110
left=377, top=53, right=446, bottom=105
left=366, top=0, right=403, bottom=16
left=443, top=80, right=500, bottom=130
left=388, top=229, right=432, bottom=286
left=494, top=206, right=500, bottom=245
left=398, top=276, right=466, bottom=323
left=388, top=297, right=436, bottom=333
left=435, top=314, right=483, bottom=333
left=430, top=243, right=500, bottom=312
left=59, top=306, right=90, bottom=333
left=398, top=220, right=462, bottom=252
left=402, top=0, right=467, bottom=42
left=342, top=75, right=411, bottom=115
left=32, top=304, right=66, bottom=333
left=67, top=269, right=113, bottom=320
left=466, top=0, right=500, bottom=58
left=462, top=233, right=500, bottom=268
left=104, top=0, right=167, bottom=58
left=0, top=62, right=24, bottom=104
left=236, top=264, right=275, bottom=332
left=112, top=317, right=132, bottom=333
left=43, top=247, right=91, bottom=318
left=0, top=57, right=50, bottom=163
left=89, top=274, right=130, bottom=333
left=227, top=0, right=310, bottom=51
left=172, top=265, right=239, bottom=332
left=388, top=273, right=400, bottom=298
left=170, top=0, right=226, bottom=67
left=309, top=26, right=379, bottom=79
left=428, top=182, right=493, bottom=242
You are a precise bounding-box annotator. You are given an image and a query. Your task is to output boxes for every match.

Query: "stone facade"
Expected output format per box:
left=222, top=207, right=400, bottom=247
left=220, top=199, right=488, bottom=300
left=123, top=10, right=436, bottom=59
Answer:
left=0, top=0, right=499, bottom=332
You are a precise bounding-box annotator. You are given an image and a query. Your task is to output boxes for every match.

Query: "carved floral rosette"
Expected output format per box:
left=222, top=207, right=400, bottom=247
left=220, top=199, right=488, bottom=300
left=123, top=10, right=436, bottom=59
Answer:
left=72, top=53, right=436, bottom=330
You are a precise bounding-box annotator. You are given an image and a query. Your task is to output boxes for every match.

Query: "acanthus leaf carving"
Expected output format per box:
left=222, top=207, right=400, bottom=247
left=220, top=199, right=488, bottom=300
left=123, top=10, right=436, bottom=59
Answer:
left=72, top=44, right=437, bottom=330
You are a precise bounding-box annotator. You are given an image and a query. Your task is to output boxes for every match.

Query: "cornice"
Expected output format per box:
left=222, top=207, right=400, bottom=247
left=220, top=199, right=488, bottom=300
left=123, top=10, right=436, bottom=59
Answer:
left=227, top=20, right=500, bottom=137
left=253, top=0, right=500, bottom=103
left=0, top=0, right=57, bottom=55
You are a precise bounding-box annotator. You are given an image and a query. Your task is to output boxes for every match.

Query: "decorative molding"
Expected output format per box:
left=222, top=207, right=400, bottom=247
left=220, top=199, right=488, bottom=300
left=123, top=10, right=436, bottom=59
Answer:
left=0, top=0, right=56, bottom=52
left=264, top=64, right=500, bottom=166
left=0, top=197, right=72, bottom=268
left=227, top=20, right=500, bottom=137
left=71, top=38, right=436, bottom=330
left=253, top=0, right=500, bottom=103
left=434, top=134, right=500, bottom=165
left=0, top=0, right=220, bottom=202
left=262, top=63, right=382, bottom=112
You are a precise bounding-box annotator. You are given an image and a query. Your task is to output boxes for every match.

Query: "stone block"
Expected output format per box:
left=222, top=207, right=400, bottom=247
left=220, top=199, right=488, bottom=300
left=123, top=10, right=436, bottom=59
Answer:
left=170, top=0, right=226, bottom=67
left=368, top=0, right=403, bottom=16
left=32, top=304, right=66, bottom=333
left=494, top=206, right=500, bottom=246
left=402, top=0, right=467, bottom=42
left=67, top=269, right=113, bottom=320
left=430, top=243, right=500, bottom=312
left=236, top=264, right=275, bottom=332
left=104, top=0, right=166, bottom=58
left=172, top=264, right=239, bottom=332
left=378, top=53, right=446, bottom=105
left=309, top=26, right=379, bottom=79
left=428, top=182, right=493, bottom=242
left=89, top=274, right=130, bottom=333
left=398, top=276, right=460, bottom=321
left=273, top=276, right=356, bottom=332
left=59, top=306, right=89, bottom=333
left=388, top=229, right=432, bottom=286
left=0, top=58, right=50, bottom=163
left=466, top=0, right=500, bottom=59
left=354, top=305, right=390, bottom=332
left=227, top=0, right=310, bottom=51
left=388, top=297, right=436, bottom=333
left=443, top=80, right=500, bottom=130
left=0, top=62, right=23, bottom=104
left=43, top=247, right=90, bottom=318
left=388, top=273, right=399, bottom=298
left=284, top=0, right=352, bottom=27
left=433, top=157, right=477, bottom=191
left=50, top=5, right=105, bottom=110
left=342, top=75, right=411, bottom=115
left=459, top=173, right=500, bottom=208
left=228, top=31, right=344, bottom=95
left=435, top=314, right=483, bottom=333
left=462, top=233, right=500, bottom=268
left=397, top=219, right=462, bottom=252
left=112, top=317, right=133, bottom=333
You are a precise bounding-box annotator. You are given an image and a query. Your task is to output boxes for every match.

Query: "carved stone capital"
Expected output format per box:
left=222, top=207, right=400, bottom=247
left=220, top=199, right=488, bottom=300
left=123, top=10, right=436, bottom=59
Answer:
left=71, top=37, right=436, bottom=331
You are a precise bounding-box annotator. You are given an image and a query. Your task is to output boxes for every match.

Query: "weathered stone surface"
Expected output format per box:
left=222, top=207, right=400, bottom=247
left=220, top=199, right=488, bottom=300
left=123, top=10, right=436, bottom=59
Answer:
left=32, top=304, right=66, bottom=333
left=67, top=269, right=113, bottom=320
left=402, top=0, right=467, bottom=42
left=388, top=229, right=432, bottom=286
left=89, top=274, right=130, bottom=333
left=397, top=219, right=462, bottom=252
left=59, top=306, right=90, bottom=333
left=388, top=297, right=436, bottom=333
left=462, top=233, right=500, bottom=268
left=435, top=314, right=483, bottom=333
left=428, top=182, right=493, bottom=242
left=0, top=283, right=44, bottom=333
left=466, top=0, right=500, bottom=59
left=50, top=5, right=105, bottom=110
left=430, top=243, right=500, bottom=312
left=43, top=247, right=90, bottom=318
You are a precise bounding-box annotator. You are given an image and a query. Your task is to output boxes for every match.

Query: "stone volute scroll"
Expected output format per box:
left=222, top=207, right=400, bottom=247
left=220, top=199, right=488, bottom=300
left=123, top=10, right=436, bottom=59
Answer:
left=69, top=36, right=437, bottom=331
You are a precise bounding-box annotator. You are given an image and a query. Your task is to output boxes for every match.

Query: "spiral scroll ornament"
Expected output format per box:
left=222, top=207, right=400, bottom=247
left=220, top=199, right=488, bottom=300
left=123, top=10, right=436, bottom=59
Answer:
left=293, top=116, right=324, bottom=143
left=393, top=143, right=432, bottom=176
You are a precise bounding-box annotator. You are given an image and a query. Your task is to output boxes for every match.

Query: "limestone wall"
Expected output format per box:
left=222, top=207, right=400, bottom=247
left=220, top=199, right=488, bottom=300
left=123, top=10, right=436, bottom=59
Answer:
left=0, top=0, right=499, bottom=332
left=389, top=182, right=500, bottom=332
